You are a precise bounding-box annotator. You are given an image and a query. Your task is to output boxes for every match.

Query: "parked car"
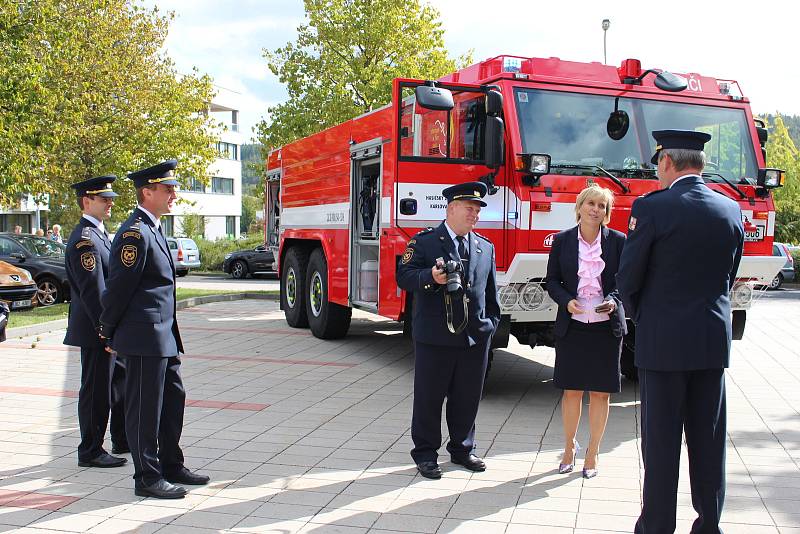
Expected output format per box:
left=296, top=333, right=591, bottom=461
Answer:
left=166, top=237, right=201, bottom=277
left=223, top=243, right=276, bottom=279
left=0, top=260, right=38, bottom=311
left=0, top=233, right=69, bottom=306
left=769, top=242, right=796, bottom=290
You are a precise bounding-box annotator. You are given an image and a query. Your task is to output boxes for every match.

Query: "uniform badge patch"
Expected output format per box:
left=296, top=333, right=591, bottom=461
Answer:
left=81, top=252, right=96, bottom=271
left=122, top=231, right=141, bottom=240
left=75, top=240, right=92, bottom=248
left=121, top=244, right=138, bottom=267
left=628, top=216, right=637, bottom=231
left=401, top=247, right=414, bottom=264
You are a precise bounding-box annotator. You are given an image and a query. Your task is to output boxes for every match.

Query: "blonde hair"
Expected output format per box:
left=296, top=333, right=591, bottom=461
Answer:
left=574, top=185, right=614, bottom=225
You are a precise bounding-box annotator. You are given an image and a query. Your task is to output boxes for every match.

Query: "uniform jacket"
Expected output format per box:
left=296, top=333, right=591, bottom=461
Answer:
left=64, top=218, right=111, bottom=348
left=546, top=225, right=627, bottom=339
left=616, top=175, right=744, bottom=371
left=396, top=222, right=501, bottom=347
left=100, top=208, right=183, bottom=357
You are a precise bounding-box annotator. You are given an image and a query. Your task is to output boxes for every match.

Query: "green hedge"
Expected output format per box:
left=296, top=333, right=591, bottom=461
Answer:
left=793, top=249, right=800, bottom=280
left=196, top=235, right=264, bottom=271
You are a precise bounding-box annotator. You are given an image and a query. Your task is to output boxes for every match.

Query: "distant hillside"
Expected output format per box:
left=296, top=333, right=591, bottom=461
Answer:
left=241, top=143, right=265, bottom=193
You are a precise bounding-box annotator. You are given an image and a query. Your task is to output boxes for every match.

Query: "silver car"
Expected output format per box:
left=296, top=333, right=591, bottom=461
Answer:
left=166, top=237, right=201, bottom=277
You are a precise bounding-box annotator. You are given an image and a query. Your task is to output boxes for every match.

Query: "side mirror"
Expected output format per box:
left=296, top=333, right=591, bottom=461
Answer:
left=607, top=99, right=630, bottom=141
left=415, top=84, right=454, bottom=111
left=399, top=198, right=418, bottom=215
left=485, top=89, right=503, bottom=117
left=757, top=168, right=785, bottom=189
left=756, top=126, right=768, bottom=146
left=484, top=116, right=505, bottom=169
left=654, top=71, right=688, bottom=92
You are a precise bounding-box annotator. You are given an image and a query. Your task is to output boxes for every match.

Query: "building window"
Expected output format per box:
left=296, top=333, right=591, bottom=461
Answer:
left=161, top=215, right=174, bottom=237
left=211, top=177, right=234, bottom=195
left=226, top=216, right=235, bottom=237
left=186, top=177, right=205, bottom=193
left=216, top=142, right=238, bottom=160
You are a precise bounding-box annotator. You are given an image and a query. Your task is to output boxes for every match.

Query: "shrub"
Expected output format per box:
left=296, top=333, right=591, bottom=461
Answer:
left=196, top=234, right=264, bottom=271
left=793, top=249, right=800, bottom=280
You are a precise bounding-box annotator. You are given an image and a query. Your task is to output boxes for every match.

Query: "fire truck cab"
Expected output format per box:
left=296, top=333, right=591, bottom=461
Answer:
left=266, top=54, right=786, bottom=379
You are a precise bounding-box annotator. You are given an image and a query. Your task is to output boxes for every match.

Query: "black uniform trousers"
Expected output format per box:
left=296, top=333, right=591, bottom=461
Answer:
left=122, top=354, right=186, bottom=488
left=636, top=368, right=726, bottom=534
left=78, top=347, right=116, bottom=462
left=411, top=339, right=489, bottom=464
left=109, top=357, right=127, bottom=447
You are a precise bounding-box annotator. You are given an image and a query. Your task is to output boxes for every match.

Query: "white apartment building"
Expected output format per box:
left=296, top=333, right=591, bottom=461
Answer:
left=0, top=195, right=49, bottom=233
left=163, top=85, right=243, bottom=241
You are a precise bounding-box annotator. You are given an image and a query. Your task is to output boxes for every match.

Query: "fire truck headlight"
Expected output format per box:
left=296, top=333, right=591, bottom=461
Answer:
left=519, top=282, right=546, bottom=311
left=730, top=282, right=753, bottom=308
left=498, top=285, right=519, bottom=311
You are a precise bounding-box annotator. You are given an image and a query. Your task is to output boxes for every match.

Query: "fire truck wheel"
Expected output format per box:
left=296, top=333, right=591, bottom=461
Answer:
left=305, top=248, right=352, bottom=339
left=282, top=247, right=309, bottom=328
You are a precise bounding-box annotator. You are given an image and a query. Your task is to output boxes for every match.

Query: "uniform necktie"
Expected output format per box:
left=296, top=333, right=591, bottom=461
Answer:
left=456, top=235, right=468, bottom=261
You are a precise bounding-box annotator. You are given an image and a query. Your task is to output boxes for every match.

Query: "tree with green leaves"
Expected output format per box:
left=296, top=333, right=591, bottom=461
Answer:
left=763, top=115, right=800, bottom=243
left=257, top=0, right=472, bottom=151
left=0, top=0, right=218, bottom=230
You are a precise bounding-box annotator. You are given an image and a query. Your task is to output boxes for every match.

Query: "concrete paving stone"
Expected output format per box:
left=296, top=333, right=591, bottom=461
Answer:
left=510, top=507, right=577, bottom=528
left=297, top=524, right=369, bottom=534
left=230, top=516, right=308, bottom=533
left=86, top=517, right=163, bottom=533
left=270, top=490, right=337, bottom=507
left=168, top=509, right=243, bottom=530
left=371, top=512, right=443, bottom=533
left=28, top=510, right=107, bottom=531
left=309, top=507, right=381, bottom=528
left=446, top=502, right=514, bottom=522
left=507, top=526, right=572, bottom=534
left=437, top=518, right=508, bottom=534
left=0, top=507, right=53, bottom=527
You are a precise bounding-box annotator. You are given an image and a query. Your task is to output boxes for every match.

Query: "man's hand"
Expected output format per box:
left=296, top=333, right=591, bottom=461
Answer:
left=431, top=265, right=447, bottom=285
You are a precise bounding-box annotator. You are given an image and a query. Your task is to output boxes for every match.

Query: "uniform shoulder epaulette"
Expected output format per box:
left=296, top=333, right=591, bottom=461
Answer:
left=473, top=231, right=491, bottom=243
left=75, top=227, right=94, bottom=249
left=415, top=227, right=434, bottom=237
left=642, top=188, right=668, bottom=198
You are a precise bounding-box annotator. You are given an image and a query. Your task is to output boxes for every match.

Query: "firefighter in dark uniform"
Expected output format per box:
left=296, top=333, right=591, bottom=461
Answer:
left=64, top=176, right=128, bottom=468
left=396, top=181, right=501, bottom=479
left=617, top=130, right=744, bottom=534
left=99, top=160, right=209, bottom=499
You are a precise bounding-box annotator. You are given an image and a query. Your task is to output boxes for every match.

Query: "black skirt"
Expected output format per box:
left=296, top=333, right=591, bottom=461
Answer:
left=553, top=320, right=622, bottom=393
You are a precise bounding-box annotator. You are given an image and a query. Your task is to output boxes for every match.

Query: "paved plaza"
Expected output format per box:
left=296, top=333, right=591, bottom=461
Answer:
left=0, top=291, right=798, bottom=533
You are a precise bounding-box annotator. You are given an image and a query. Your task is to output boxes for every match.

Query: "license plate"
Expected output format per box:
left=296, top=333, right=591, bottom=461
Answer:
left=744, top=224, right=765, bottom=242
left=188, top=255, right=196, bottom=261
left=12, top=299, right=31, bottom=309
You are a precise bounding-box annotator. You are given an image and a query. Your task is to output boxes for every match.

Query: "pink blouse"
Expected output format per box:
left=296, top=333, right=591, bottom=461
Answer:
left=572, top=230, right=610, bottom=323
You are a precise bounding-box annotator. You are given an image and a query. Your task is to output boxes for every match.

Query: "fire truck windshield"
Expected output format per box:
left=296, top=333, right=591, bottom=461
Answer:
left=514, top=88, right=759, bottom=184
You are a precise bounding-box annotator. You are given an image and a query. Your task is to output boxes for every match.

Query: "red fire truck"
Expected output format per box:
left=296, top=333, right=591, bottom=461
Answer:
left=265, top=54, right=786, bottom=378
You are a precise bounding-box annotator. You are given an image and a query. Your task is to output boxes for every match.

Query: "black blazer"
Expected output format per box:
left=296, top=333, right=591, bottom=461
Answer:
left=546, top=225, right=627, bottom=339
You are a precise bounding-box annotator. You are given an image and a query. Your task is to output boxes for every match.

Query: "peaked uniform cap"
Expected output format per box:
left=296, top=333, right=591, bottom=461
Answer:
left=128, top=159, right=179, bottom=188
left=651, top=130, right=712, bottom=164
left=442, top=181, right=488, bottom=207
left=71, top=175, right=119, bottom=198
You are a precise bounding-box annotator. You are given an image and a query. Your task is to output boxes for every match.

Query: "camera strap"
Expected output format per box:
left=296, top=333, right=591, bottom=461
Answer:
left=444, top=292, right=469, bottom=335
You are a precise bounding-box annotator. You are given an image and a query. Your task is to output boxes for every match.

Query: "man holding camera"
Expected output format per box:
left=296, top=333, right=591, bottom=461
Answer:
left=396, top=181, right=501, bottom=479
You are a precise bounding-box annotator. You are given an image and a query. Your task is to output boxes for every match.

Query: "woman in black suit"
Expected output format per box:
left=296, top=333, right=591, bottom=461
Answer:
left=546, top=185, right=627, bottom=478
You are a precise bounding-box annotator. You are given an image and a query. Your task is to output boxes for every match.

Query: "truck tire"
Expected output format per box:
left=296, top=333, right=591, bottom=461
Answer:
left=305, top=248, right=351, bottom=339
left=282, top=247, right=309, bottom=328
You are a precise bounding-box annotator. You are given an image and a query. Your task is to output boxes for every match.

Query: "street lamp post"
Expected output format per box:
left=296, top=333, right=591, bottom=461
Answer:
left=602, top=19, right=610, bottom=65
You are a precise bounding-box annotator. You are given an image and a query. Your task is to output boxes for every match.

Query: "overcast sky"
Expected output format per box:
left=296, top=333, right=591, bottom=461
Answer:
left=147, top=0, right=799, bottom=143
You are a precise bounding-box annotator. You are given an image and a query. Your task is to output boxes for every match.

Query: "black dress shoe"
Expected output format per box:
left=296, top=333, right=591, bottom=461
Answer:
left=78, top=452, right=127, bottom=468
left=451, top=454, right=486, bottom=472
left=416, top=461, right=442, bottom=479
left=111, top=442, right=130, bottom=455
left=164, top=467, right=210, bottom=485
left=134, top=479, right=187, bottom=499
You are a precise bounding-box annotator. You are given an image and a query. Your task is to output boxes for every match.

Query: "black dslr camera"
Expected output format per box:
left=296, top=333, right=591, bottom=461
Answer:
left=436, top=257, right=463, bottom=293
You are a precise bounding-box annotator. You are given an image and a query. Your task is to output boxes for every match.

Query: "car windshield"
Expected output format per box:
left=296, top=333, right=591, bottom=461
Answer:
left=180, top=239, right=198, bottom=250
left=514, top=89, right=759, bottom=183
left=16, top=236, right=65, bottom=257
